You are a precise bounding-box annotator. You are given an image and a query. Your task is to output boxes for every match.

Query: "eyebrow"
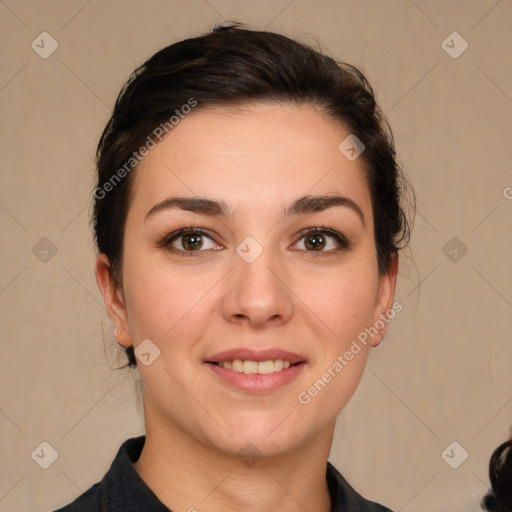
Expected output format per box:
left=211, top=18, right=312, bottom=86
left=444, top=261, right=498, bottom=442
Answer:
left=145, top=194, right=365, bottom=226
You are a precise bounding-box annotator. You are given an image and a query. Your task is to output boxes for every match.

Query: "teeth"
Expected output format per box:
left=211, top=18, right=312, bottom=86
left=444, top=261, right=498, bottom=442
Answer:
left=257, top=360, right=275, bottom=375
left=231, top=359, right=244, bottom=372
left=218, top=359, right=295, bottom=374
left=243, top=361, right=258, bottom=374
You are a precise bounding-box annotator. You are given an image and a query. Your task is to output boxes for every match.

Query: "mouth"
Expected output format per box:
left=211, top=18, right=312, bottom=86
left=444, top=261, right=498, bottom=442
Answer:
left=204, top=348, right=306, bottom=392
left=208, top=359, right=302, bottom=374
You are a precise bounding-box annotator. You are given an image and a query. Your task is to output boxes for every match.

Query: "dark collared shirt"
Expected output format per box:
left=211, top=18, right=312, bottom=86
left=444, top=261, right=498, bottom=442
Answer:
left=54, top=436, right=393, bottom=512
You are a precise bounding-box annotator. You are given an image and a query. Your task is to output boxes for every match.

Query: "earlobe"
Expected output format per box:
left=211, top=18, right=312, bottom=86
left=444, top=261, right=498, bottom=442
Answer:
left=371, top=253, right=399, bottom=347
left=95, top=254, right=132, bottom=348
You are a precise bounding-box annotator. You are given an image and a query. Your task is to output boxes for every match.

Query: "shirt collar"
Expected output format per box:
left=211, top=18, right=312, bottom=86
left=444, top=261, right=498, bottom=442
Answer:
left=98, top=435, right=388, bottom=511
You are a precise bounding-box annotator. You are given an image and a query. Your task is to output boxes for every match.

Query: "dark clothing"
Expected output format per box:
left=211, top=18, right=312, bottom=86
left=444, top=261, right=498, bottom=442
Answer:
left=54, top=436, right=393, bottom=511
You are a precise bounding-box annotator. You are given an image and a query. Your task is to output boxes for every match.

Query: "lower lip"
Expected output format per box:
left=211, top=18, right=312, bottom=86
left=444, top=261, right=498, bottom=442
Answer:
left=206, top=362, right=306, bottom=393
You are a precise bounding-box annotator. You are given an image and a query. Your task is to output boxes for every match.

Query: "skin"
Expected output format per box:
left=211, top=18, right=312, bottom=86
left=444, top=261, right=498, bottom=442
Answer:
left=96, top=102, right=398, bottom=512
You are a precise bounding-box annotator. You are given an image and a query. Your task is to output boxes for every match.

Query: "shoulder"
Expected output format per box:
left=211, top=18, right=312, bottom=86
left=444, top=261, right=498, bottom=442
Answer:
left=52, top=436, right=151, bottom=512
left=52, top=482, right=101, bottom=511
left=327, top=462, right=394, bottom=512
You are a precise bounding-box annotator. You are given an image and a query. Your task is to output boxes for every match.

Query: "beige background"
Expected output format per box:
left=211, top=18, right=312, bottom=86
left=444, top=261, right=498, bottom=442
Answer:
left=1, top=1, right=511, bottom=511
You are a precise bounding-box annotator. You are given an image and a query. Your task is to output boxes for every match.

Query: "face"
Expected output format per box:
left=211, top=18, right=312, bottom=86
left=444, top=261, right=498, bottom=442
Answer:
left=97, top=103, right=397, bottom=459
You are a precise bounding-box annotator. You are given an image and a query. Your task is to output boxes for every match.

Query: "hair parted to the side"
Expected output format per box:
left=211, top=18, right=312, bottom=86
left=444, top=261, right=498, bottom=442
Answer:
left=92, top=22, right=414, bottom=369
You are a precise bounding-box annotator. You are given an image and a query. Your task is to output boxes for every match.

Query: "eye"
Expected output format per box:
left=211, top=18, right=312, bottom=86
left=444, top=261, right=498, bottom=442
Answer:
left=158, top=228, right=221, bottom=255
left=293, top=227, right=350, bottom=254
left=157, top=225, right=350, bottom=257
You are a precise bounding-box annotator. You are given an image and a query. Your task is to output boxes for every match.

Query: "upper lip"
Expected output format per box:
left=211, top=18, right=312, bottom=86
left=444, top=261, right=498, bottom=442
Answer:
left=205, top=348, right=306, bottom=364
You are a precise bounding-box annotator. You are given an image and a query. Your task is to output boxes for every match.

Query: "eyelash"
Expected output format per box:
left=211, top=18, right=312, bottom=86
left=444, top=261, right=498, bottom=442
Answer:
left=156, top=225, right=351, bottom=257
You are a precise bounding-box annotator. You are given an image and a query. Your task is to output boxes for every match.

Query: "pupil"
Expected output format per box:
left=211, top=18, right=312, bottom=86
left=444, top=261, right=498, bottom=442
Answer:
left=306, top=234, right=325, bottom=250
left=184, top=234, right=202, bottom=250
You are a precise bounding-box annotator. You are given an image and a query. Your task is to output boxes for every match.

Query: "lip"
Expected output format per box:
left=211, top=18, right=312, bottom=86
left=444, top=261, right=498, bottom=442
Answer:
left=205, top=348, right=306, bottom=365
left=204, top=348, right=307, bottom=394
left=206, top=361, right=306, bottom=393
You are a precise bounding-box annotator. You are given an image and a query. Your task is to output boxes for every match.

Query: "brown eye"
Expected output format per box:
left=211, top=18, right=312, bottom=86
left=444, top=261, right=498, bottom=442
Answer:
left=180, top=233, right=204, bottom=251
left=158, top=228, right=221, bottom=255
left=304, top=233, right=326, bottom=251
left=294, top=227, right=350, bottom=253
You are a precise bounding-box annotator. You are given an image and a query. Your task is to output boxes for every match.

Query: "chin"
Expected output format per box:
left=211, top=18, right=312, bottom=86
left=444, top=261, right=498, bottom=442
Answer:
left=208, top=410, right=313, bottom=458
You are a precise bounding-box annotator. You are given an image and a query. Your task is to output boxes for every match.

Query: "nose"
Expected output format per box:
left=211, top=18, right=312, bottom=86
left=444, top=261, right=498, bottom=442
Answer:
left=221, top=246, right=294, bottom=329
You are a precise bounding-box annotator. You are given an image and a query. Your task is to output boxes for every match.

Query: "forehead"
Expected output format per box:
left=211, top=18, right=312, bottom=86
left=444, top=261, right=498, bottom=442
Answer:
left=130, top=103, right=372, bottom=220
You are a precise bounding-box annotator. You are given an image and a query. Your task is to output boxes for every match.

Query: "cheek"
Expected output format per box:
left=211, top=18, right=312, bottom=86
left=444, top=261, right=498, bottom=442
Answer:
left=122, top=256, right=218, bottom=346
left=298, top=259, right=380, bottom=345
left=295, top=268, right=378, bottom=421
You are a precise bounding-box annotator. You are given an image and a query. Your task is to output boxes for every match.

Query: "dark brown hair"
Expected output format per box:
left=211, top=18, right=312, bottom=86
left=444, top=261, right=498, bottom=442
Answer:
left=92, top=23, right=414, bottom=368
left=482, top=439, right=512, bottom=511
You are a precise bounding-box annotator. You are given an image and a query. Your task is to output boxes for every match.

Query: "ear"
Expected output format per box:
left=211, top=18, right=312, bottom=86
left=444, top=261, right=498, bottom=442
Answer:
left=370, top=252, right=399, bottom=347
left=95, top=254, right=133, bottom=349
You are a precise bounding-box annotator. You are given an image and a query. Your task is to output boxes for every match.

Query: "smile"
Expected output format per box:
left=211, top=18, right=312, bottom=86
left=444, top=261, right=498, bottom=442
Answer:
left=205, top=348, right=307, bottom=393
left=212, top=359, right=294, bottom=374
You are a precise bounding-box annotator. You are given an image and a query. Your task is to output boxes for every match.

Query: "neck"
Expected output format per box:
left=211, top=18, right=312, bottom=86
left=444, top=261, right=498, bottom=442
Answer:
left=133, top=405, right=334, bottom=512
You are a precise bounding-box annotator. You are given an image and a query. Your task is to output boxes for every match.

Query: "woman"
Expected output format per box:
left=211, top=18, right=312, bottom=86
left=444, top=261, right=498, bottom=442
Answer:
left=55, top=24, right=412, bottom=512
